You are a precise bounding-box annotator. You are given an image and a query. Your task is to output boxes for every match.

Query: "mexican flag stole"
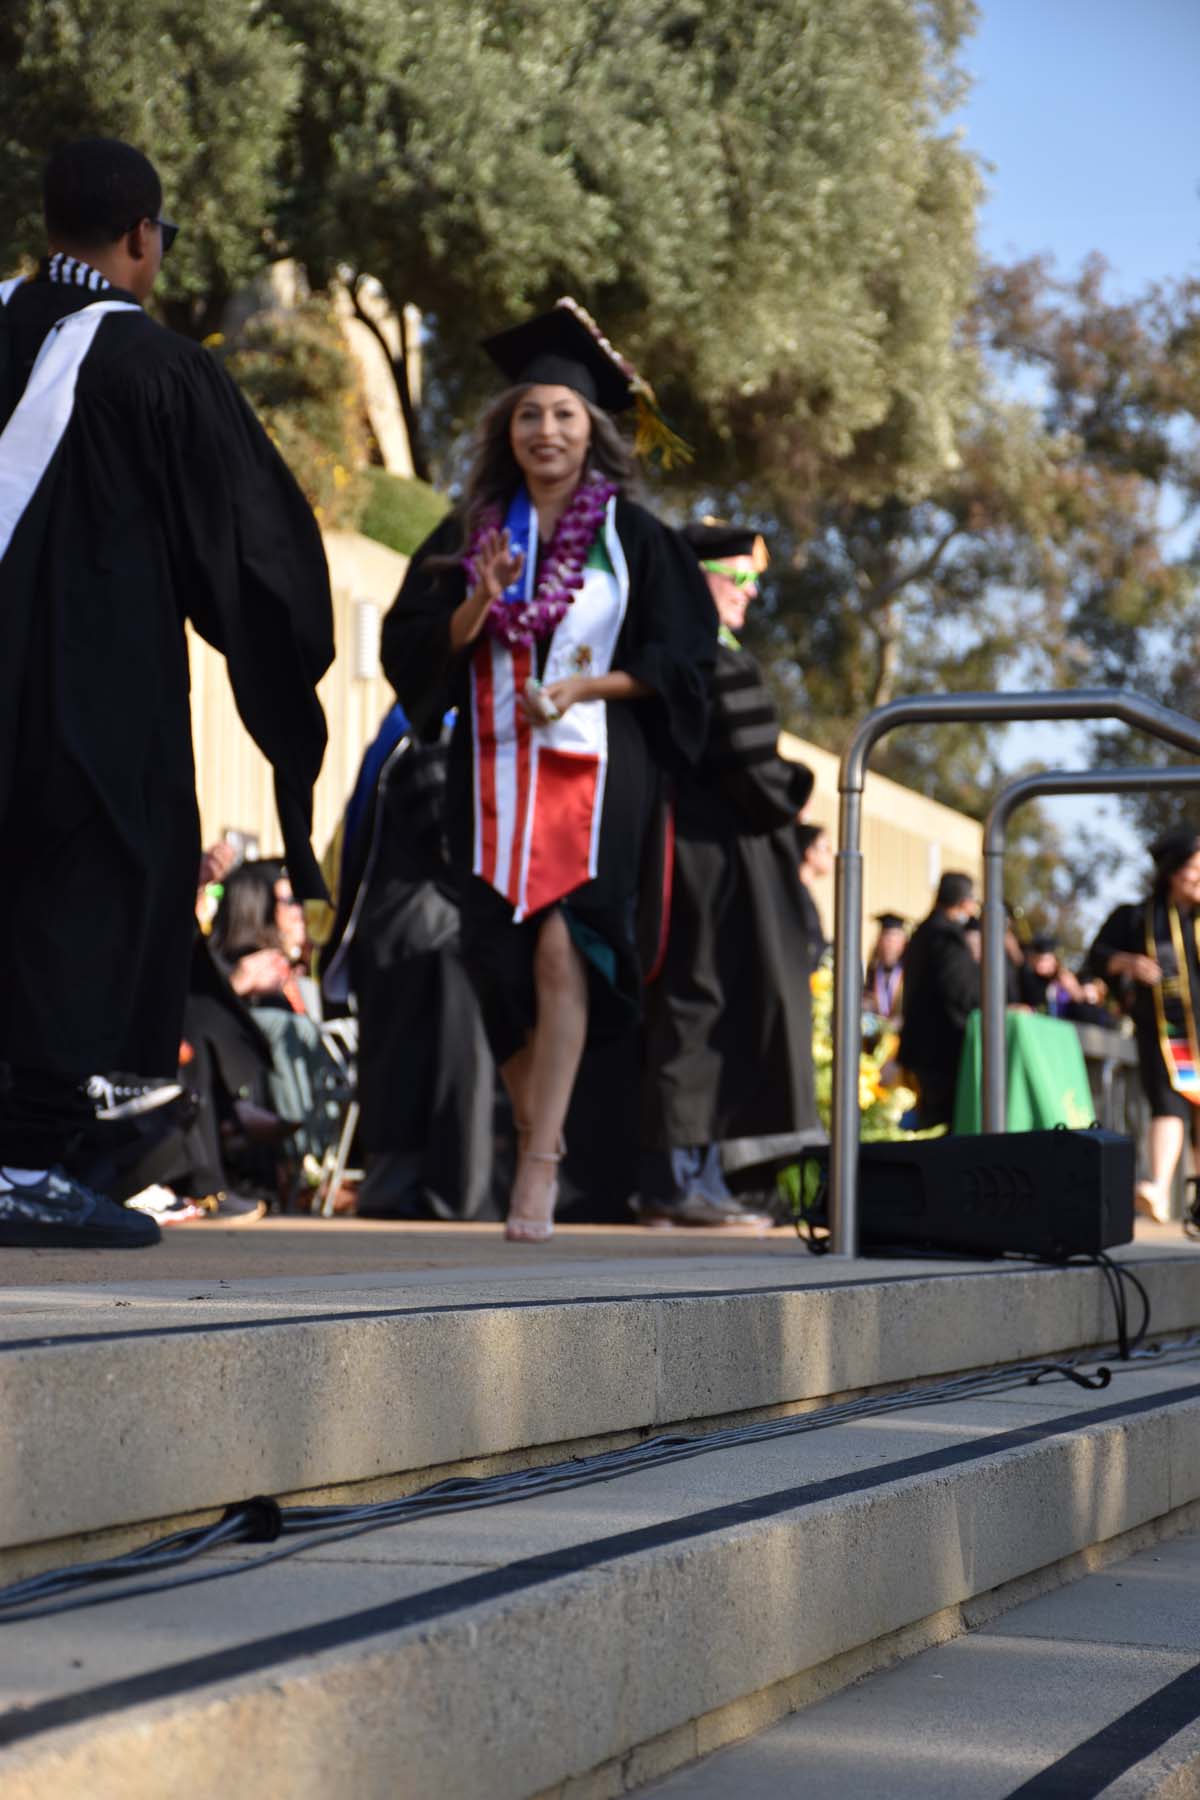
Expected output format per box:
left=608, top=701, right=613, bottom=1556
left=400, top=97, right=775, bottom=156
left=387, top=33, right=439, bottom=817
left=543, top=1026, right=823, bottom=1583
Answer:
left=1147, top=898, right=1200, bottom=1105
left=469, top=494, right=629, bottom=921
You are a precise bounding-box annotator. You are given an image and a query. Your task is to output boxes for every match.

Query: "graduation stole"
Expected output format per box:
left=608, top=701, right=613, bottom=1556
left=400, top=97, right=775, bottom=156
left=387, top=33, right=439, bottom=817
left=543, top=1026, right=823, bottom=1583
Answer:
left=1146, top=898, right=1200, bottom=1105
left=0, top=285, right=140, bottom=563
left=469, top=489, right=629, bottom=920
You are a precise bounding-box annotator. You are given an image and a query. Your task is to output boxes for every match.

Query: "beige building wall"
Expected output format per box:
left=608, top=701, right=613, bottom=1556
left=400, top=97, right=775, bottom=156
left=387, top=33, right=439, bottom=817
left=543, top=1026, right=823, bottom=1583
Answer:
left=779, top=731, right=983, bottom=953
left=189, top=529, right=407, bottom=862
left=189, top=535, right=983, bottom=924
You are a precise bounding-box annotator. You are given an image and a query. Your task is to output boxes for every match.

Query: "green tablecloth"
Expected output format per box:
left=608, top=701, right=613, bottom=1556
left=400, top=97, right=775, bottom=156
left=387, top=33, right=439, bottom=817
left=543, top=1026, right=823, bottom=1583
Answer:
left=953, top=1009, right=1095, bottom=1134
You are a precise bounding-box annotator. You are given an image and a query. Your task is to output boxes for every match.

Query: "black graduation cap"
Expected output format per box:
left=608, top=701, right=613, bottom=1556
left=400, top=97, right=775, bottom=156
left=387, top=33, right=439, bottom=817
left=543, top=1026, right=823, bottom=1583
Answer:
left=681, top=517, right=770, bottom=573
left=482, top=298, right=693, bottom=465
left=1028, top=931, right=1057, bottom=953
left=481, top=299, right=637, bottom=414
left=874, top=912, right=907, bottom=931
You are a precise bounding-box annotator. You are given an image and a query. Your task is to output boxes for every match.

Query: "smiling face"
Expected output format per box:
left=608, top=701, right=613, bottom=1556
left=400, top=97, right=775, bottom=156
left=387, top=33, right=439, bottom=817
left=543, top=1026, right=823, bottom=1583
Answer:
left=509, top=384, right=592, bottom=492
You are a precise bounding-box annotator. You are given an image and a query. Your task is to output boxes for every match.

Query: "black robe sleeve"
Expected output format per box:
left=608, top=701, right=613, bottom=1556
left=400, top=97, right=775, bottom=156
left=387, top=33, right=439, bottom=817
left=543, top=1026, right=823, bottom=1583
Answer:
left=156, top=348, right=335, bottom=901
left=380, top=515, right=468, bottom=736
left=705, top=644, right=812, bottom=835
left=614, top=501, right=716, bottom=771
left=1087, top=903, right=1144, bottom=979
left=936, top=935, right=983, bottom=1032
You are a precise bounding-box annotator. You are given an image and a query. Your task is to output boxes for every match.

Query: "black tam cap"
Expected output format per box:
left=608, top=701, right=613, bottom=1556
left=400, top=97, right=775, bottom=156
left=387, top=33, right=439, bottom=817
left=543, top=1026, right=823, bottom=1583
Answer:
left=874, top=912, right=906, bottom=931
left=682, top=518, right=770, bottom=573
left=482, top=298, right=637, bottom=414
left=1028, top=932, right=1057, bottom=953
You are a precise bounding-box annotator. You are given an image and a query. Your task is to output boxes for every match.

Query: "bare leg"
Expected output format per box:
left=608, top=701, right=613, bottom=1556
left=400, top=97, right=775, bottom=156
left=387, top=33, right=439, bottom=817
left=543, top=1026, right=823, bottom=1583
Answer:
left=499, top=1043, right=534, bottom=1136
left=507, top=912, right=588, bottom=1233
left=1138, top=1114, right=1184, bottom=1223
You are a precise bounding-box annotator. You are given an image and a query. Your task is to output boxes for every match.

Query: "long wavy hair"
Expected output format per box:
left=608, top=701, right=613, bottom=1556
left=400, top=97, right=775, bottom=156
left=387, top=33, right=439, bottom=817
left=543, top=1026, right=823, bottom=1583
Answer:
left=210, top=858, right=286, bottom=960
left=427, top=384, right=638, bottom=572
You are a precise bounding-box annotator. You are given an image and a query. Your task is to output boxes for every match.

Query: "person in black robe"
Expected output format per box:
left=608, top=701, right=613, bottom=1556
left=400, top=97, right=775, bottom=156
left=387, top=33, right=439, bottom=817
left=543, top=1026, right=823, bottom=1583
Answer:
left=381, top=300, right=714, bottom=1239
left=897, top=872, right=981, bottom=1129
left=0, top=138, right=333, bottom=1248
left=638, top=521, right=821, bottom=1225
left=321, top=705, right=498, bottom=1219
left=1087, top=827, right=1200, bottom=1224
left=796, top=823, right=833, bottom=974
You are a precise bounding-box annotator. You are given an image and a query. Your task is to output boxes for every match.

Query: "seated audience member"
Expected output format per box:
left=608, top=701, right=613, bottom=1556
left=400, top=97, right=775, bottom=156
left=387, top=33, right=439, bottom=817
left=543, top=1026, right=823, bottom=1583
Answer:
left=209, top=860, right=345, bottom=1181
left=1064, top=974, right=1111, bottom=1028
left=1019, top=933, right=1084, bottom=1016
left=898, top=872, right=981, bottom=1130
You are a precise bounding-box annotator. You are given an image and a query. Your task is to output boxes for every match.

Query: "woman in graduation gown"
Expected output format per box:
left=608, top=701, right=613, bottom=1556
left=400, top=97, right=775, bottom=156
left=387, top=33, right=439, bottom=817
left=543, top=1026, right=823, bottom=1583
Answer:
left=639, top=522, right=822, bottom=1223
left=381, top=300, right=715, bottom=1239
left=1087, top=827, right=1200, bottom=1224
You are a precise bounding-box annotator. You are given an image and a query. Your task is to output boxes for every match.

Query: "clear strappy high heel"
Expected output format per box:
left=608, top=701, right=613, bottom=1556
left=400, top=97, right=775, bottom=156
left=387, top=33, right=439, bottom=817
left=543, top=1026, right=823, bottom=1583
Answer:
left=504, top=1146, right=561, bottom=1242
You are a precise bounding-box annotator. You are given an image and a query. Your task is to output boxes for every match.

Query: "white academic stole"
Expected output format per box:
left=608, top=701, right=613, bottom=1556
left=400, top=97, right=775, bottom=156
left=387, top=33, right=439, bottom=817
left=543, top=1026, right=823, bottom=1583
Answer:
left=0, top=288, right=141, bottom=562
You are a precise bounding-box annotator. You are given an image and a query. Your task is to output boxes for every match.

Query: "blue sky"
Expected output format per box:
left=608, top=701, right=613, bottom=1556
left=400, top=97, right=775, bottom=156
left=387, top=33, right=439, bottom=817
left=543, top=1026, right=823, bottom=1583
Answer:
left=951, top=0, right=1199, bottom=928
left=960, top=0, right=1200, bottom=295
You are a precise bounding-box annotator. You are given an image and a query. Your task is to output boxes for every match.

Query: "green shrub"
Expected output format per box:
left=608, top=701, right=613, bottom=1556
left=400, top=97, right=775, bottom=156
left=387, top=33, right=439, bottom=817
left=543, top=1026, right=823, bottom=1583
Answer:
left=357, top=469, right=450, bottom=557
left=214, top=302, right=368, bottom=530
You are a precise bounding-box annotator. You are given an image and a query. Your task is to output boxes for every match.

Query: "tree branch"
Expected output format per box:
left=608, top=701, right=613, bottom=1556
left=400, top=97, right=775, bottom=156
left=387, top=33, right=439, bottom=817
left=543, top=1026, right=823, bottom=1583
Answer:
left=865, top=520, right=962, bottom=610
left=351, top=276, right=431, bottom=484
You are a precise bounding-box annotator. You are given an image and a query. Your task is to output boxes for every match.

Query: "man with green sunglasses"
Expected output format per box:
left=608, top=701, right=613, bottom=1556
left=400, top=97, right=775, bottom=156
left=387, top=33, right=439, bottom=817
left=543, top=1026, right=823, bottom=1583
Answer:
left=638, top=519, right=822, bottom=1228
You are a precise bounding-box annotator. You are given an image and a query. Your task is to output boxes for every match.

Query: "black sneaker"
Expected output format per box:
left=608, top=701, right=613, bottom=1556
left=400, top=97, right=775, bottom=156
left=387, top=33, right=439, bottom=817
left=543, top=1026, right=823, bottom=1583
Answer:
left=0, top=1167, right=162, bottom=1247
left=83, top=1073, right=184, bottom=1122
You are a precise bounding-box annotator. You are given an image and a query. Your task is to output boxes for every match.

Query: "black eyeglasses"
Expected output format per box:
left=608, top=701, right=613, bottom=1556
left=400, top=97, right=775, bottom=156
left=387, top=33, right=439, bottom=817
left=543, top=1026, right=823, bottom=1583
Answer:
left=126, top=215, right=178, bottom=256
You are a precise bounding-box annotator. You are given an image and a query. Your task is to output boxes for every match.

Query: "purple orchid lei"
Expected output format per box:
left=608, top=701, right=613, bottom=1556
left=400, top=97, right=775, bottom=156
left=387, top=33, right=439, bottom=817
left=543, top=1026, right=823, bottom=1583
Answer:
left=463, top=473, right=617, bottom=649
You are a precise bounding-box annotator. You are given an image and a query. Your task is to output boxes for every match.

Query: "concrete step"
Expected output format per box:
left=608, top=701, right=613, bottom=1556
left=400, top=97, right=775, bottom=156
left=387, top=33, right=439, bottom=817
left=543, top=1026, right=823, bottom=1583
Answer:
left=4, top=1337, right=1200, bottom=1797
left=638, top=1529, right=1200, bottom=1799
left=4, top=1247, right=1199, bottom=1573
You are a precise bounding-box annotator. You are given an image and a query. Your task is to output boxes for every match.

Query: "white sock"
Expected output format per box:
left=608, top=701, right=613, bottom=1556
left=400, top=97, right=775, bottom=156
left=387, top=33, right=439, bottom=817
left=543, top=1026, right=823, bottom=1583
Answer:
left=1, top=1167, right=49, bottom=1185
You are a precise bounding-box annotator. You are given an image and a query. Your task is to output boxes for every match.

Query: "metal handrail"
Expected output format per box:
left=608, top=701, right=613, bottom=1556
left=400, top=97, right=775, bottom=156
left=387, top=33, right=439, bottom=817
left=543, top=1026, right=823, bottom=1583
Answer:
left=831, top=689, right=1200, bottom=1257
left=981, top=764, right=1200, bottom=1132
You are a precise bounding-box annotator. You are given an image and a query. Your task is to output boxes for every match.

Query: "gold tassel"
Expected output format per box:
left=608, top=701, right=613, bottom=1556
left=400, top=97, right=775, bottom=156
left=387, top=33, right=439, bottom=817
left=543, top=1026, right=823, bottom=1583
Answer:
left=633, top=389, right=694, bottom=469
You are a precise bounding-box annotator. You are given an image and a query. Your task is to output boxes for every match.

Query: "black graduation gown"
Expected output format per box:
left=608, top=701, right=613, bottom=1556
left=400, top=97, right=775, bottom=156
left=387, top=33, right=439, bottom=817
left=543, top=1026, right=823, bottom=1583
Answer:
left=0, top=273, right=332, bottom=1118
left=380, top=499, right=715, bottom=1055
left=640, top=640, right=820, bottom=1149
left=322, top=733, right=498, bottom=1218
left=1089, top=899, right=1200, bottom=1119
left=897, top=910, right=980, bottom=1115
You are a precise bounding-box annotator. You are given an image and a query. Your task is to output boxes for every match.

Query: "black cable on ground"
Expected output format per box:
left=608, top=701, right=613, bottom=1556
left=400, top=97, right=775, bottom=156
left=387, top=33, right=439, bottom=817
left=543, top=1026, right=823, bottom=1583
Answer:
left=5, top=1328, right=1196, bottom=1628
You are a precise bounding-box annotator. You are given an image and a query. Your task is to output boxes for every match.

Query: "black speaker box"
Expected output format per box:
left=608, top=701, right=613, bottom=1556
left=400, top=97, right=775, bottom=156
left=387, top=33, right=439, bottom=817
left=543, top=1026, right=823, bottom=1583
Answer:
left=819, top=1129, right=1134, bottom=1260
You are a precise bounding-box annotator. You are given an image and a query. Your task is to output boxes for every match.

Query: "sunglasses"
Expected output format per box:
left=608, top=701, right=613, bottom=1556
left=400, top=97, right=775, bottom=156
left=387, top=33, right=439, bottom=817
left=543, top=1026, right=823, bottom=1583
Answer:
left=126, top=215, right=178, bottom=256
left=701, top=562, right=758, bottom=589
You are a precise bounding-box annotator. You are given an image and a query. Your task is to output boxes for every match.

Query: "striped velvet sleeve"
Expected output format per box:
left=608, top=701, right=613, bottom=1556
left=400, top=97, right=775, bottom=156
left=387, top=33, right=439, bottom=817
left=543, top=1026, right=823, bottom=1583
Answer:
left=706, top=646, right=812, bottom=834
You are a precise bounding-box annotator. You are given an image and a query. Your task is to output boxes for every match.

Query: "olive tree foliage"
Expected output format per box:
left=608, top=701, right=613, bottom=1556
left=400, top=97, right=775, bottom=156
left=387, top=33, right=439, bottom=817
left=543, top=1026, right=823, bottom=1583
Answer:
left=0, top=0, right=299, bottom=335
left=273, top=0, right=982, bottom=496
left=740, top=256, right=1200, bottom=925
left=749, top=261, right=1200, bottom=766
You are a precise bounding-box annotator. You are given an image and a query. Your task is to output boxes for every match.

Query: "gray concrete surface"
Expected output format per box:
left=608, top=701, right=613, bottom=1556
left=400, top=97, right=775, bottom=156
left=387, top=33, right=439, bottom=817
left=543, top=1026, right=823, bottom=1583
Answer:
left=5, top=1248, right=1200, bottom=1553
left=641, top=1532, right=1200, bottom=1799
left=3, top=1358, right=1200, bottom=1798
